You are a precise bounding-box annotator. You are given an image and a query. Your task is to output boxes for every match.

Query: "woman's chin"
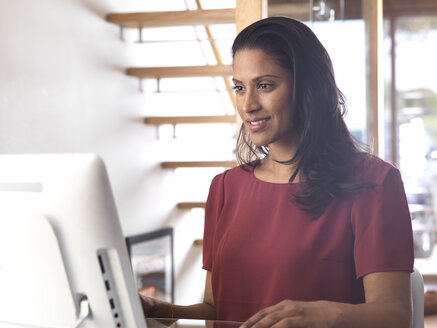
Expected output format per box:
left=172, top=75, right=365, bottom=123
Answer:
left=251, top=140, right=269, bottom=148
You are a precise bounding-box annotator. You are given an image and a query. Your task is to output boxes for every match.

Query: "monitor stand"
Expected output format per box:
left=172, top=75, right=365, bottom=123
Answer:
left=0, top=212, right=78, bottom=327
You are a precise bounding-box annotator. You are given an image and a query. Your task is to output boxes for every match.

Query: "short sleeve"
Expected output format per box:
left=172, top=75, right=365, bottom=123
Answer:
left=202, top=172, right=226, bottom=271
left=352, top=167, right=414, bottom=278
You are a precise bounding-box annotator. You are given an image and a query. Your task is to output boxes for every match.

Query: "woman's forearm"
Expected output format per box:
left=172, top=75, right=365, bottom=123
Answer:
left=150, top=301, right=216, bottom=320
left=334, top=300, right=412, bottom=328
left=143, top=271, right=216, bottom=320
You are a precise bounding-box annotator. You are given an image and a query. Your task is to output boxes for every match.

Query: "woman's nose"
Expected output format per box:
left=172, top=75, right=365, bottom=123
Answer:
left=241, top=89, right=261, bottom=114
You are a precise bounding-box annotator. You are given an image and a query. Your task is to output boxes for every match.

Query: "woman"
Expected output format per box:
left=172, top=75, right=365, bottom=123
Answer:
left=141, top=17, right=414, bottom=327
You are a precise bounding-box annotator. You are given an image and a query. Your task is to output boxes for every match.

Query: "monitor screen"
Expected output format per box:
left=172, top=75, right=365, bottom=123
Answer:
left=0, top=154, right=147, bottom=328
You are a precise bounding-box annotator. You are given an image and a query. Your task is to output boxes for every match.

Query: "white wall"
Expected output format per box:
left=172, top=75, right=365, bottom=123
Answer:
left=0, top=0, right=234, bottom=305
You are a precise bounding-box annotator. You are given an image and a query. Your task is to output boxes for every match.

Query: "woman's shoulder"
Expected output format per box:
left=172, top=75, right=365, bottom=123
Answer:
left=207, top=163, right=254, bottom=200
left=351, top=152, right=399, bottom=183
left=212, top=163, right=254, bottom=184
left=353, top=152, right=393, bottom=168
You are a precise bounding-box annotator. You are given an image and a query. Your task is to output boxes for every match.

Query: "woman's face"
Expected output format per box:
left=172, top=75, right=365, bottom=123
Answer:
left=232, top=48, right=295, bottom=149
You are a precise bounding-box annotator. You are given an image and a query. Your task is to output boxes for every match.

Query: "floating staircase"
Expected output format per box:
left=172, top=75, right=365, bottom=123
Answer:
left=107, top=1, right=265, bottom=246
left=145, top=115, right=236, bottom=125
left=177, top=202, right=206, bottom=209
left=193, top=239, right=204, bottom=246
left=161, top=161, right=236, bottom=169
left=107, top=9, right=235, bottom=28
left=127, top=65, right=232, bottom=79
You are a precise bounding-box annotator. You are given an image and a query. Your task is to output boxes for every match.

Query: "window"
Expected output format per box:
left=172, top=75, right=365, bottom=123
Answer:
left=385, top=15, right=437, bottom=273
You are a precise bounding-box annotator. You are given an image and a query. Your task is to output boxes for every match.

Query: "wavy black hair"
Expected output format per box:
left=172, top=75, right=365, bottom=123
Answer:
left=232, top=17, right=372, bottom=216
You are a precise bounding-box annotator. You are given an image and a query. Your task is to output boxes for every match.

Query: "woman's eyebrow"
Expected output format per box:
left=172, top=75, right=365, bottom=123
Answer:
left=232, top=74, right=281, bottom=83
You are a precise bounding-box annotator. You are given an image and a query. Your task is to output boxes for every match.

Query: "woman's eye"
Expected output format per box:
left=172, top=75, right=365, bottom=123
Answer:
left=258, top=83, right=273, bottom=90
left=232, top=85, right=244, bottom=93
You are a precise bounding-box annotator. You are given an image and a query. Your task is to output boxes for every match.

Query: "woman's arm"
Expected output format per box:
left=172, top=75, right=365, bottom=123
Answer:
left=140, top=271, right=216, bottom=320
left=241, top=271, right=412, bottom=328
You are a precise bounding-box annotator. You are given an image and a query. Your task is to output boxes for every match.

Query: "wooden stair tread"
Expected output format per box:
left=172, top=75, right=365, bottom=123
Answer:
left=424, top=274, right=437, bottom=284
left=177, top=202, right=206, bottom=209
left=107, top=9, right=235, bottom=28
left=146, top=115, right=236, bottom=125
left=193, top=239, right=203, bottom=246
left=127, top=65, right=232, bottom=79
left=161, top=161, right=236, bottom=168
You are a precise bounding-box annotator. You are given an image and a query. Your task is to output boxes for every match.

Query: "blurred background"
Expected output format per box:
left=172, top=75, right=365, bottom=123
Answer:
left=0, top=0, right=436, bottom=307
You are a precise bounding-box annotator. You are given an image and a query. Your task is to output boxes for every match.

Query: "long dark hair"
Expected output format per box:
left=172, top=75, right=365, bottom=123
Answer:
left=232, top=17, right=371, bottom=216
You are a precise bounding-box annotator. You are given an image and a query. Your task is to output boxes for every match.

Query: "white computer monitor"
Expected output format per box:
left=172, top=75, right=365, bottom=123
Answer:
left=0, top=154, right=146, bottom=328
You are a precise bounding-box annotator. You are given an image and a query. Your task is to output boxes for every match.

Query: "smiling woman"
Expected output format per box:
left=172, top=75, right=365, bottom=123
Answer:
left=231, top=17, right=372, bottom=209
left=232, top=49, right=295, bottom=153
left=139, top=17, right=415, bottom=328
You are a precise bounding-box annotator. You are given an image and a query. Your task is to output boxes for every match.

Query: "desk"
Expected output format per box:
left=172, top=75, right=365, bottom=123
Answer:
left=146, top=318, right=243, bottom=328
left=426, top=314, right=437, bottom=328
left=0, top=319, right=242, bottom=328
left=151, top=317, right=437, bottom=328
left=425, top=274, right=437, bottom=328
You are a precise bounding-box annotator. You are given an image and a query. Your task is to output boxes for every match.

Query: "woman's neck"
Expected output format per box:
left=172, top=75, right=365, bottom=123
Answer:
left=255, top=154, right=300, bottom=184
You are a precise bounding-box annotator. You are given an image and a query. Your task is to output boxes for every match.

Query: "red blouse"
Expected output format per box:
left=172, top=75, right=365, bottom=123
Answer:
left=202, top=154, right=414, bottom=322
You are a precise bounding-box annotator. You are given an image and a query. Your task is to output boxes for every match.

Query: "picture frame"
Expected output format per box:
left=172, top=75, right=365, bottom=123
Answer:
left=126, top=227, right=174, bottom=303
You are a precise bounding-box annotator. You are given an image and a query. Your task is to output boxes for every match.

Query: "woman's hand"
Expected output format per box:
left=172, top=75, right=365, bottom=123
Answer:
left=138, top=272, right=216, bottom=320
left=242, top=272, right=412, bottom=328
left=139, top=294, right=173, bottom=318
left=241, top=300, right=341, bottom=328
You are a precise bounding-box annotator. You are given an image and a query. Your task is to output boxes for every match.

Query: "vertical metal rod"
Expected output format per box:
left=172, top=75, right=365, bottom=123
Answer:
left=120, top=26, right=125, bottom=42
left=138, top=26, right=143, bottom=43
left=139, top=79, right=144, bottom=93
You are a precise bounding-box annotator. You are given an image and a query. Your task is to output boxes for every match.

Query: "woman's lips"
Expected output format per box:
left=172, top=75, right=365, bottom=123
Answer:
left=246, top=117, right=270, bottom=132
